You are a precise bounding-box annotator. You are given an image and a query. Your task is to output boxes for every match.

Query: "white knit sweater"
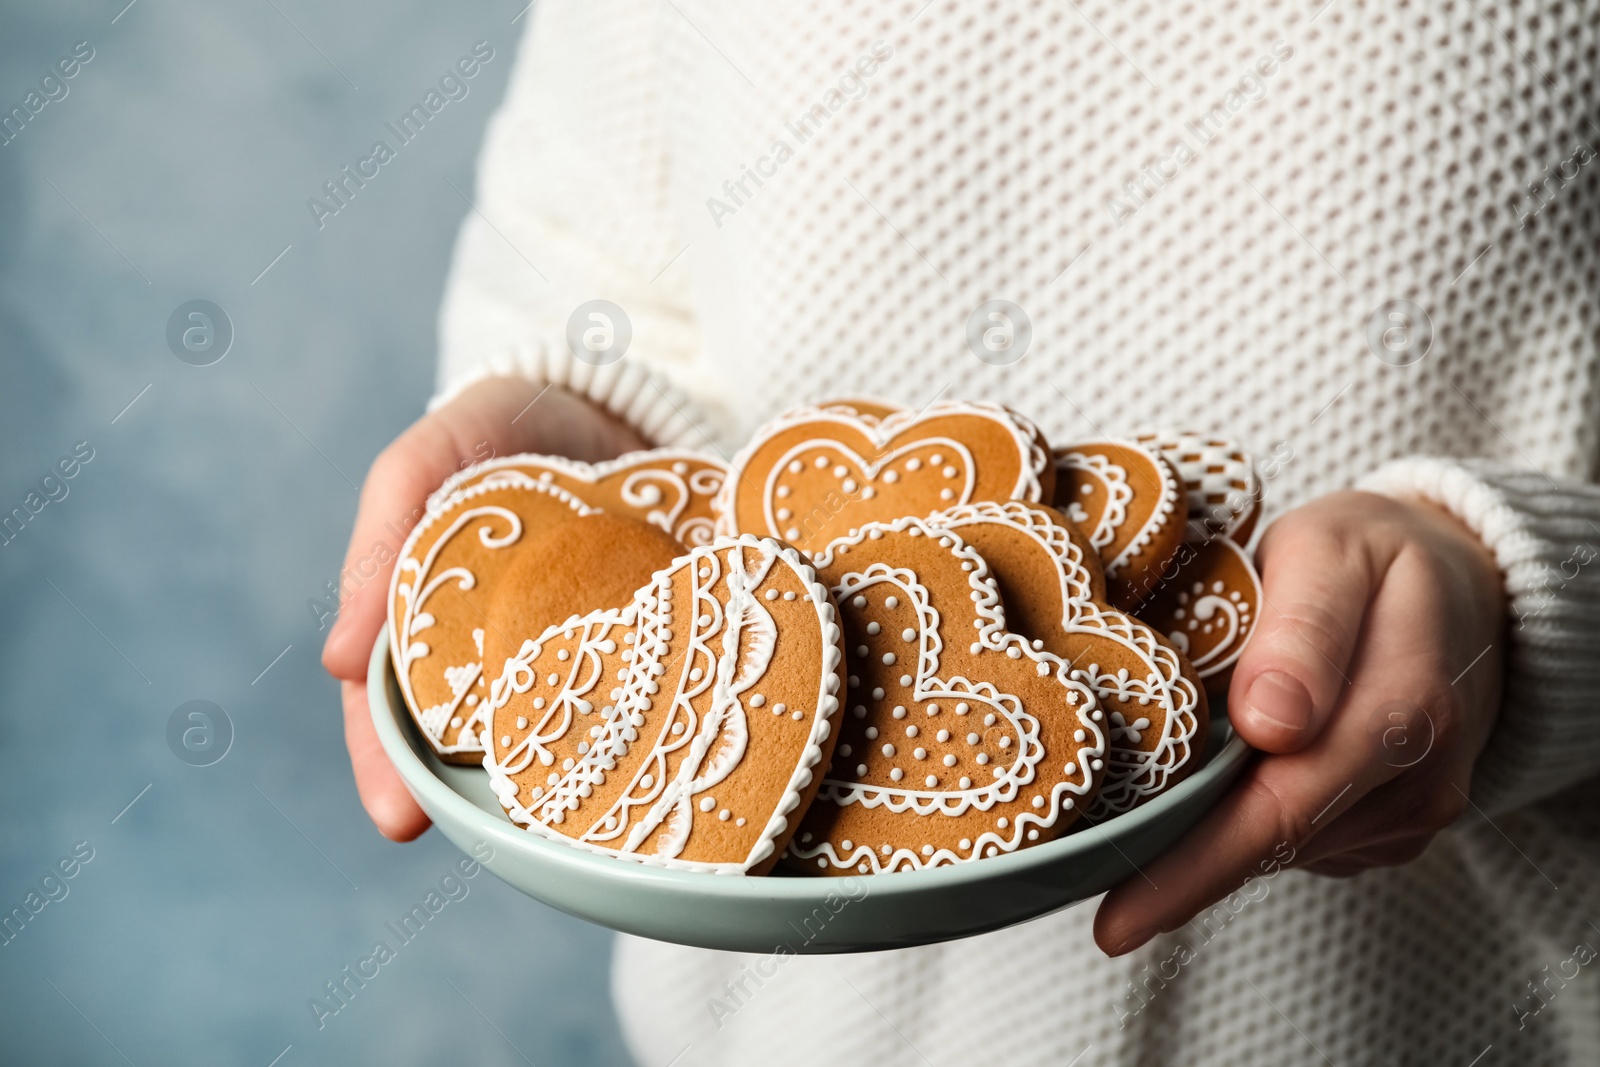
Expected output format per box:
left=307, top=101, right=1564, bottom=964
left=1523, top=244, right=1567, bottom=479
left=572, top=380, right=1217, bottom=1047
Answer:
left=436, top=2, right=1600, bottom=1063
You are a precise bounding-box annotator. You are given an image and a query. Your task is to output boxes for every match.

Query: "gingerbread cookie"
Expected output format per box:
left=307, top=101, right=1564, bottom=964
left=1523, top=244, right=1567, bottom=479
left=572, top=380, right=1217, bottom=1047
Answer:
left=1052, top=440, right=1187, bottom=610
left=389, top=475, right=597, bottom=762
left=784, top=517, right=1106, bottom=875
left=481, top=513, right=685, bottom=687
left=391, top=450, right=729, bottom=761
left=716, top=402, right=1053, bottom=553
left=1140, top=535, right=1261, bottom=698
left=442, top=449, right=730, bottom=547
left=1134, top=431, right=1261, bottom=546
left=927, top=502, right=1207, bottom=816
left=482, top=535, right=845, bottom=874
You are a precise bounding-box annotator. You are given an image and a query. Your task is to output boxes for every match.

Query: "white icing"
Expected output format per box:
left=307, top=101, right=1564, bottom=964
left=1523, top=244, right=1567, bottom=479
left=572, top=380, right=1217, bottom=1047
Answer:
left=1156, top=535, right=1262, bottom=679
left=1053, top=440, right=1180, bottom=575
left=391, top=451, right=729, bottom=757
left=389, top=476, right=594, bottom=756
left=1133, top=430, right=1262, bottom=544
left=431, top=447, right=730, bottom=548
left=481, top=535, right=843, bottom=875
left=714, top=402, right=1050, bottom=538
left=621, top=542, right=775, bottom=859
left=790, top=516, right=1107, bottom=873
left=927, top=501, right=1204, bottom=817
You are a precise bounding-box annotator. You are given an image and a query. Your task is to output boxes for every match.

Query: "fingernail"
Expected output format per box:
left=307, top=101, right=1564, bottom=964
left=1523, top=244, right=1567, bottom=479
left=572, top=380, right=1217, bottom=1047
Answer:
left=1109, top=929, right=1153, bottom=956
left=1246, top=671, right=1313, bottom=732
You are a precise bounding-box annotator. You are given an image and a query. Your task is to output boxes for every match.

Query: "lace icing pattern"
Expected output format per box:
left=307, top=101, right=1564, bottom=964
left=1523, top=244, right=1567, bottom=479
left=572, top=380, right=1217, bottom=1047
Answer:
left=481, top=535, right=843, bottom=874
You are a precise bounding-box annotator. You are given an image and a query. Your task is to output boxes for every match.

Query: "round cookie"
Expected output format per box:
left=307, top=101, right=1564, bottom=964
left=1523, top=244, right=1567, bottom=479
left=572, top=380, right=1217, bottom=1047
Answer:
left=927, top=502, right=1208, bottom=816
left=442, top=449, right=730, bottom=547
left=784, top=517, right=1107, bottom=875
left=1140, top=535, right=1262, bottom=698
left=480, top=513, right=685, bottom=692
left=1133, top=431, right=1261, bottom=546
left=482, top=536, right=846, bottom=875
left=716, top=401, right=1054, bottom=553
left=389, top=475, right=597, bottom=762
left=1052, top=440, right=1187, bottom=610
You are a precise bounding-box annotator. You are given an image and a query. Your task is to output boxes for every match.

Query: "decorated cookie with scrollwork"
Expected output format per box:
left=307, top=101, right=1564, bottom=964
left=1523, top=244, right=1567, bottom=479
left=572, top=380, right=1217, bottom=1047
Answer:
left=1133, top=431, right=1261, bottom=546
left=1052, top=440, right=1187, bottom=610
left=928, top=502, right=1207, bottom=816
left=442, top=449, right=730, bottom=548
left=1140, top=535, right=1261, bottom=698
left=784, top=517, right=1106, bottom=875
left=481, top=536, right=845, bottom=874
left=389, top=476, right=598, bottom=762
left=716, top=402, right=1054, bottom=554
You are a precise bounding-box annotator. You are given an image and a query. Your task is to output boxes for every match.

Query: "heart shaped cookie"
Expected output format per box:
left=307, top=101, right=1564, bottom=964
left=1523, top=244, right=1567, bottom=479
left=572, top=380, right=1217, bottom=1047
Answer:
left=391, top=450, right=729, bottom=762
left=927, top=502, right=1207, bottom=816
left=784, top=517, right=1106, bottom=875
left=1133, top=431, right=1261, bottom=546
left=1052, top=439, right=1187, bottom=609
left=442, top=449, right=730, bottom=547
left=389, top=475, right=598, bottom=762
left=481, top=536, right=845, bottom=874
left=1141, top=535, right=1261, bottom=697
left=716, top=402, right=1053, bottom=553
left=481, top=513, right=685, bottom=681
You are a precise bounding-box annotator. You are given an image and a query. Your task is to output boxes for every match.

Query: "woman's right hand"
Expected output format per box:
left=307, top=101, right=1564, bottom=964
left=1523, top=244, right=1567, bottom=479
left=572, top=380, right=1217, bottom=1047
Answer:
left=320, top=377, right=648, bottom=841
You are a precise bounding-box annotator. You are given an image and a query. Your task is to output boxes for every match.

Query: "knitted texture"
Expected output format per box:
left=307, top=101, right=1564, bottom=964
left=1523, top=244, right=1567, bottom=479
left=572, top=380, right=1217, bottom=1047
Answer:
left=428, top=342, right=717, bottom=449
left=1360, top=457, right=1600, bottom=816
left=436, top=0, right=1600, bottom=1063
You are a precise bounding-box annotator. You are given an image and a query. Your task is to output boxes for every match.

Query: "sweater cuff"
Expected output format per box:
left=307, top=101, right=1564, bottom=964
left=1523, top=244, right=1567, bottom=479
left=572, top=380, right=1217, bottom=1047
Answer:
left=1358, top=456, right=1600, bottom=815
left=427, top=341, right=723, bottom=451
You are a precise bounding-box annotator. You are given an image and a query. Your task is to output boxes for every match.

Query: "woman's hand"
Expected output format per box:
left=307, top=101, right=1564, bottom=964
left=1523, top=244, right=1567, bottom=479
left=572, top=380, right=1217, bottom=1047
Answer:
left=1094, top=490, right=1507, bottom=954
left=320, top=377, right=647, bottom=841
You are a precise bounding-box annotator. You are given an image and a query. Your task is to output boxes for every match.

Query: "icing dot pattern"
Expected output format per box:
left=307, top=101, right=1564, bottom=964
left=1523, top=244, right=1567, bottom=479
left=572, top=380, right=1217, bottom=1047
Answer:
left=790, top=518, right=1107, bottom=874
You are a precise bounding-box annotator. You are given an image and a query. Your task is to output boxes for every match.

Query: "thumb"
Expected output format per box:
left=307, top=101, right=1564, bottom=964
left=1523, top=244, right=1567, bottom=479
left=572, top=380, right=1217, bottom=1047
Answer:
left=322, top=420, right=468, bottom=680
left=1229, top=514, right=1370, bottom=753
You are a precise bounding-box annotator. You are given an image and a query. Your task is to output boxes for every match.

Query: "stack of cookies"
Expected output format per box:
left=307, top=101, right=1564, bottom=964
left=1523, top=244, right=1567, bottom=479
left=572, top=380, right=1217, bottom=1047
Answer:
left=387, top=401, right=1262, bottom=877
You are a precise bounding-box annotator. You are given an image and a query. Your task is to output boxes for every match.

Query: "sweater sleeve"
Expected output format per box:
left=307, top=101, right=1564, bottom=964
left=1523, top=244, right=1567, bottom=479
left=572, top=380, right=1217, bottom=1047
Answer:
left=431, top=1, right=720, bottom=450
left=1357, top=456, right=1600, bottom=816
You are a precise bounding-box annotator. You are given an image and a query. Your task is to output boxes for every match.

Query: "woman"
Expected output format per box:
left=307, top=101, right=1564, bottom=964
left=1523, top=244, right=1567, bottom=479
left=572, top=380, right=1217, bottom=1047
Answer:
left=323, top=2, right=1600, bottom=1063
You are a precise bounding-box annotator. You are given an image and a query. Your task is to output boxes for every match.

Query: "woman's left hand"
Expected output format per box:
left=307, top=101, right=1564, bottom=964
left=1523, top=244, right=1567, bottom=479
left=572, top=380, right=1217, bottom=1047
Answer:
left=1094, top=490, right=1507, bottom=955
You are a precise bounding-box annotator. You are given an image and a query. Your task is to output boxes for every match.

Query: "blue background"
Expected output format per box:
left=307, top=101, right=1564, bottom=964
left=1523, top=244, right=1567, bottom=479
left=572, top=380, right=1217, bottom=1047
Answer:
left=0, top=2, right=633, bottom=1063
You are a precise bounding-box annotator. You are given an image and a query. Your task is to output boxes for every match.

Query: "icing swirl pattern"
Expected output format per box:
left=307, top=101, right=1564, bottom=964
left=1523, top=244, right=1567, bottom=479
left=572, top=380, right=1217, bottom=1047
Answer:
left=482, top=535, right=845, bottom=874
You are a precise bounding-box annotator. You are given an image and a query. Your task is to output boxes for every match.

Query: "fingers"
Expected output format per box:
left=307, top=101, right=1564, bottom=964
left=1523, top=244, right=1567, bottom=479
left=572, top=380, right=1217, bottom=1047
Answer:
left=1092, top=711, right=1382, bottom=955
left=343, top=680, right=431, bottom=841
left=1229, top=508, right=1373, bottom=753
left=321, top=422, right=465, bottom=681
left=1300, top=835, right=1433, bottom=877
left=1286, top=747, right=1467, bottom=867
left=323, top=378, right=653, bottom=841
left=1096, top=553, right=1455, bottom=955
left=321, top=380, right=649, bottom=681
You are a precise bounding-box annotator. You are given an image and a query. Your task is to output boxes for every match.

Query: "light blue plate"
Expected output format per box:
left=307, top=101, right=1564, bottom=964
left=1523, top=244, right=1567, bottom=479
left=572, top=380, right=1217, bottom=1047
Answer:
left=368, top=632, right=1252, bottom=954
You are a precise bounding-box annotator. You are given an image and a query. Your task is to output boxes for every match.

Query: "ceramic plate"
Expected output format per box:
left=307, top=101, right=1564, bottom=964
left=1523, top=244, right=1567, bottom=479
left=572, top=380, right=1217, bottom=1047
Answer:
left=368, top=632, right=1251, bottom=954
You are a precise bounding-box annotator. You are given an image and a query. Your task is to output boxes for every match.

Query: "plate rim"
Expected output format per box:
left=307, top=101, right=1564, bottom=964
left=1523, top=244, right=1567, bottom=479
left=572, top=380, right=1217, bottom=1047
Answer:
left=368, top=629, right=1252, bottom=903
